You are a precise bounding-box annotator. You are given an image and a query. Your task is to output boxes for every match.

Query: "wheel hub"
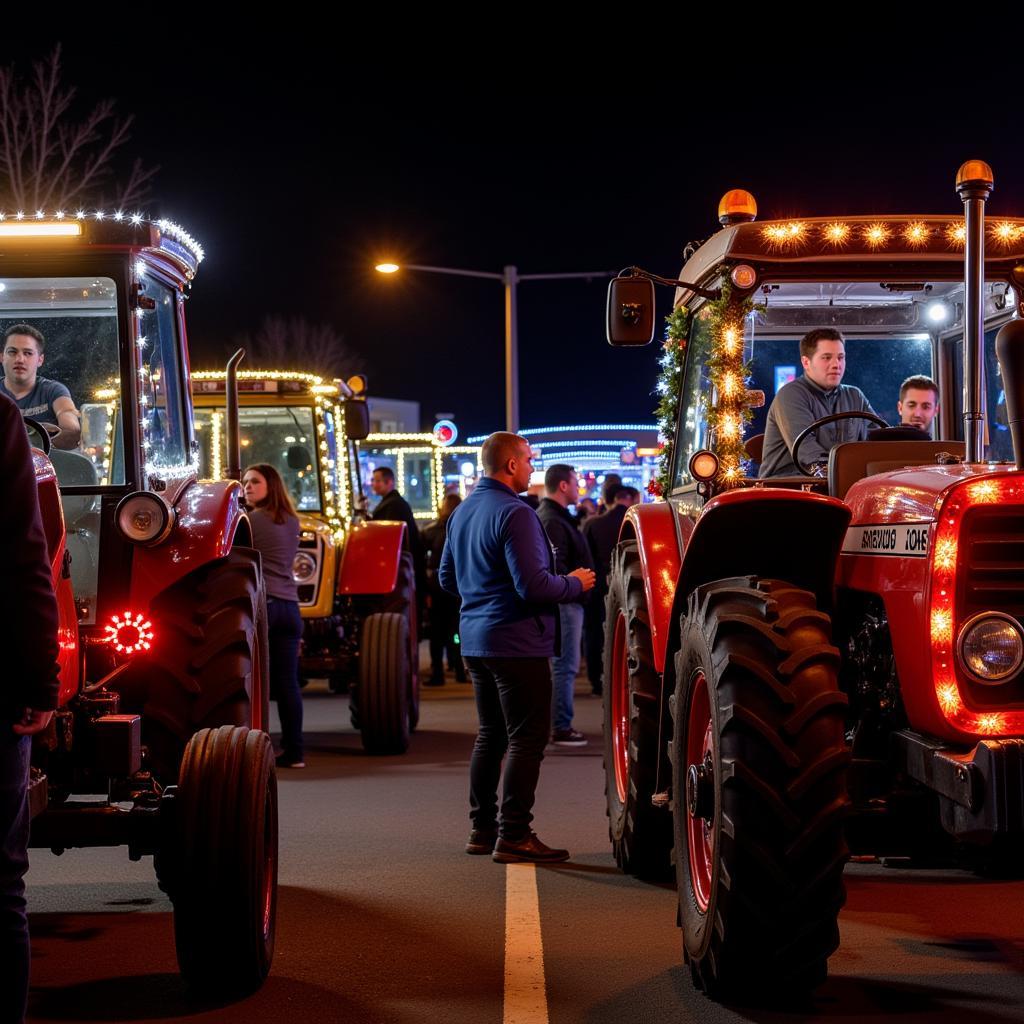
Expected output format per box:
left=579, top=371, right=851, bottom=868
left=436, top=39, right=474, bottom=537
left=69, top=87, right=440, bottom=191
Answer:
left=686, top=754, right=714, bottom=822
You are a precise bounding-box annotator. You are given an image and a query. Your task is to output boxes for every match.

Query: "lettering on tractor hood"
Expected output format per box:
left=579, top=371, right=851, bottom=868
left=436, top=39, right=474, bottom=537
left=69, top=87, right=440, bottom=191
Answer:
left=842, top=523, right=931, bottom=558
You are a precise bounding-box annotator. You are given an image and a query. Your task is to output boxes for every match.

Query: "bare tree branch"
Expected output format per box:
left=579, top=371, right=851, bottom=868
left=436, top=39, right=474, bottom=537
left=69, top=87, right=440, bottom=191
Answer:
left=233, top=316, right=370, bottom=377
left=0, top=45, right=157, bottom=211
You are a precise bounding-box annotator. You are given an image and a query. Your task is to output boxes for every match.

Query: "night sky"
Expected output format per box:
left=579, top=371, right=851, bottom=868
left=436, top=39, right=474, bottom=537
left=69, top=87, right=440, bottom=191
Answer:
left=26, top=43, right=1024, bottom=435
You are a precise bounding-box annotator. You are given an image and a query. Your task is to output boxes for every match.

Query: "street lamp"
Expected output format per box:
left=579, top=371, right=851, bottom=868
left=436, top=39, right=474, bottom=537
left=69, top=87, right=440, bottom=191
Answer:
left=374, top=261, right=612, bottom=433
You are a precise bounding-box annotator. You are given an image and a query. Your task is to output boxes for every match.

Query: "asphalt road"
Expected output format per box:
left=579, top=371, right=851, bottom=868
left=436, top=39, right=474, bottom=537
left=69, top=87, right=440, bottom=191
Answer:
left=23, top=660, right=1024, bottom=1024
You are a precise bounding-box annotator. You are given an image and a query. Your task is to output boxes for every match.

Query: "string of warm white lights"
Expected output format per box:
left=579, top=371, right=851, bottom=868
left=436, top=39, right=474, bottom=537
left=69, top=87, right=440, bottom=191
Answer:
left=757, top=217, right=1024, bottom=251
left=0, top=209, right=205, bottom=264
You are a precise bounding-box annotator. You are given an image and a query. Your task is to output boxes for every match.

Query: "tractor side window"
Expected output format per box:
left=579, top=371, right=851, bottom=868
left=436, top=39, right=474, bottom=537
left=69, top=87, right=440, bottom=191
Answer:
left=671, top=313, right=713, bottom=490
left=136, top=278, right=188, bottom=471
left=948, top=324, right=1016, bottom=462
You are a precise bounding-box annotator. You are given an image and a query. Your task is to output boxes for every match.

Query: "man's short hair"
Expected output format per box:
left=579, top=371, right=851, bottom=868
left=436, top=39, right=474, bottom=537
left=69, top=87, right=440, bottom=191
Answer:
left=601, top=473, right=622, bottom=506
left=4, top=323, right=44, bottom=353
left=481, top=431, right=528, bottom=475
left=800, top=328, right=844, bottom=360
left=372, top=465, right=395, bottom=483
left=616, top=486, right=640, bottom=503
left=544, top=464, right=575, bottom=493
left=899, top=374, right=939, bottom=402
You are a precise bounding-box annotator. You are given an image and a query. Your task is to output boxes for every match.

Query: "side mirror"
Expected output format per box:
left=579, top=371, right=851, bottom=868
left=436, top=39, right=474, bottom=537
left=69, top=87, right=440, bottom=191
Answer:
left=343, top=400, right=371, bottom=441
left=607, top=276, right=655, bottom=346
left=287, top=445, right=313, bottom=469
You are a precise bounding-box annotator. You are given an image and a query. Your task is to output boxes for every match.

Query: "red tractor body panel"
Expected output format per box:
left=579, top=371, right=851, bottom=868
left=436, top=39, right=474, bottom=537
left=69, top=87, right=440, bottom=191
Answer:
left=129, top=478, right=247, bottom=610
left=337, top=520, right=407, bottom=596
left=841, top=464, right=1024, bottom=744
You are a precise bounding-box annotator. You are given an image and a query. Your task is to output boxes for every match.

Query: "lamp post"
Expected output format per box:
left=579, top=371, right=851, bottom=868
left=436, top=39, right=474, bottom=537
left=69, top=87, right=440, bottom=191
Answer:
left=375, top=262, right=612, bottom=434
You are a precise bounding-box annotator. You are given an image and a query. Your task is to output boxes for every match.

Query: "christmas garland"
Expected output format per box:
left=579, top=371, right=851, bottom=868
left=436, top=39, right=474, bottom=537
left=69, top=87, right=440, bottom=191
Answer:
left=704, top=281, right=757, bottom=487
left=649, top=278, right=758, bottom=498
left=649, top=305, right=689, bottom=499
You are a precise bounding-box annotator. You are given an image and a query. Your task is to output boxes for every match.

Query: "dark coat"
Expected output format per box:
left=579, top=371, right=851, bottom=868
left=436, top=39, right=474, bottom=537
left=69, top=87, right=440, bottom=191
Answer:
left=438, top=478, right=582, bottom=657
left=537, top=497, right=593, bottom=605
left=1, top=391, right=60, bottom=719
left=582, top=503, right=628, bottom=583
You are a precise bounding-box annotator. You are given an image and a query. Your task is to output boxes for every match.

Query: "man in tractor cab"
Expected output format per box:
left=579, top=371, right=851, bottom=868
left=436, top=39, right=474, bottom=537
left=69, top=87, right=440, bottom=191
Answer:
left=897, top=374, right=940, bottom=434
left=0, top=324, right=81, bottom=451
left=759, top=327, right=877, bottom=477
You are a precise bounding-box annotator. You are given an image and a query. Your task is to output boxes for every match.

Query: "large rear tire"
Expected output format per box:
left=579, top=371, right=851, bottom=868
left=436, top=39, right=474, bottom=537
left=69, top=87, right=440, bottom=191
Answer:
left=603, top=541, right=672, bottom=878
left=672, top=577, right=850, bottom=999
left=359, top=612, right=411, bottom=754
left=167, top=725, right=278, bottom=994
left=115, top=548, right=270, bottom=784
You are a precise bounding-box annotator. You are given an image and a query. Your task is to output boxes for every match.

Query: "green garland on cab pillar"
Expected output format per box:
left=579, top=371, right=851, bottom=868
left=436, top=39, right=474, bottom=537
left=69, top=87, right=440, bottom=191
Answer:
left=703, top=281, right=757, bottom=488
left=650, top=304, right=690, bottom=500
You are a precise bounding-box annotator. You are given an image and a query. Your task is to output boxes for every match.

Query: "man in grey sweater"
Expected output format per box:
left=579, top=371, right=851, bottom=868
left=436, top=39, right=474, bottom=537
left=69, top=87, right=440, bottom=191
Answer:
left=759, top=328, right=877, bottom=477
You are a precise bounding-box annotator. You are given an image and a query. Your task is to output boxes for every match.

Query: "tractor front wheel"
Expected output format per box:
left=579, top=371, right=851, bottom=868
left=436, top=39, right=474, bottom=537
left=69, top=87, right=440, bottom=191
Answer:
left=358, top=612, right=412, bottom=754
left=166, top=725, right=278, bottom=993
left=672, top=577, right=850, bottom=999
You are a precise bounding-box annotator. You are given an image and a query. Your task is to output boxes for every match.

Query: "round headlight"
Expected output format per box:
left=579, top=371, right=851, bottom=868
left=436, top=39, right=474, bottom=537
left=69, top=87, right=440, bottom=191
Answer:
left=730, top=264, right=757, bottom=290
left=292, top=551, right=318, bottom=582
left=958, top=613, right=1024, bottom=683
left=115, top=492, right=172, bottom=545
left=689, top=450, right=719, bottom=482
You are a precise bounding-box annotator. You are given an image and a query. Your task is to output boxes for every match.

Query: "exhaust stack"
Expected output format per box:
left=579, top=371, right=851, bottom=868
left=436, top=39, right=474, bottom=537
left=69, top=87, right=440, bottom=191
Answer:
left=956, top=160, right=994, bottom=463
left=225, top=348, right=245, bottom=481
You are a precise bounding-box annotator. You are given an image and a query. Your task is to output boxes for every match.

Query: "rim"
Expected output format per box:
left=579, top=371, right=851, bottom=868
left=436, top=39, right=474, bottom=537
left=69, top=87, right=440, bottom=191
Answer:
left=611, top=613, right=629, bottom=805
left=686, top=670, right=715, bottom=913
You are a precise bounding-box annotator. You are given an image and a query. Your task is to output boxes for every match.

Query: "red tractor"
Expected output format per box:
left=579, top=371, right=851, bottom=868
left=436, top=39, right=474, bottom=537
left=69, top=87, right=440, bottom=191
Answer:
left=604, top=161, right=1024, bottom=999
left=20, top=214, right=276, bottom=992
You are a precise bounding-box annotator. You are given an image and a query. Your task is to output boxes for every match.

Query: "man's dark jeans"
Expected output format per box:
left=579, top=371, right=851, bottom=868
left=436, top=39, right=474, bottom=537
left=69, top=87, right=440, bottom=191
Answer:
left=0, top=731, right=31, bottom=1024
left=268, top=598, right=304, bottom=761
left=465, top=656, right=551, bottom=842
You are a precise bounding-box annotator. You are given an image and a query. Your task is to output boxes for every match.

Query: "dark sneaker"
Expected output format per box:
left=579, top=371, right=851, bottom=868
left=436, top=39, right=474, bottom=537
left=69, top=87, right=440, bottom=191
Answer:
left=275, top=753, right=306, bottom=769
left=424, top=675, right=445, bottom=687
left=551, top=728, right=587, bottom=747
left=493, top=832, right=570, bottom=864
left=466, top=828, right=498, bottom=855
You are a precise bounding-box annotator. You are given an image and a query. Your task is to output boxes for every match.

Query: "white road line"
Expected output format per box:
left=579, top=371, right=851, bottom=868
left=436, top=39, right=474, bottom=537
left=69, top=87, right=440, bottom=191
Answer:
left=504, top=863, right=549, bottom=1024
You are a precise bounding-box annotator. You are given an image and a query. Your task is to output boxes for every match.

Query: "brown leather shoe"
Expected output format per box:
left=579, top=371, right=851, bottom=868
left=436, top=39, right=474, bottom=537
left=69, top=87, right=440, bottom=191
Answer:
left=492, top=832, right=569, bottom=864
left=466, top=828, right=498, bottom=855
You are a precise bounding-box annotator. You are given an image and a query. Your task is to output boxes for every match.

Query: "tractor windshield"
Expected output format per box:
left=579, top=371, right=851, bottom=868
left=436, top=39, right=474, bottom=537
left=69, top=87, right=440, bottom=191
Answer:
left=672, top=277, right=1017, bottom=488
left=1, top=274, right=125, bottom=625
left=194, top=405, right=325, bottom=511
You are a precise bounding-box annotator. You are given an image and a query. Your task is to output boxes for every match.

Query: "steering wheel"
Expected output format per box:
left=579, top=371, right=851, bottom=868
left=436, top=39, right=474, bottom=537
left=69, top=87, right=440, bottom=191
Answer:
left=791, top=410, right=888, bottom=476
left=23, top=416, right=51, bottom=455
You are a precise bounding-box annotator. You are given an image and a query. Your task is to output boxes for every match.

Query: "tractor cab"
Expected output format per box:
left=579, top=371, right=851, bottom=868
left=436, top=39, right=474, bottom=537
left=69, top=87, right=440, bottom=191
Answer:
left=1, top=217, right=203, bottom=633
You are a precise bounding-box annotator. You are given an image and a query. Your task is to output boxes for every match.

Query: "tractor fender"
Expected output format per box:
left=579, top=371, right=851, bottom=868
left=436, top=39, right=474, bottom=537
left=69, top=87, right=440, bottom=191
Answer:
left=130, top=480, right=250, bottom=609
left=677, top=488, right=851, bottom=607
left=619, top=501, right=684, bottom=675
left=338, top=520, right=407, bottom=596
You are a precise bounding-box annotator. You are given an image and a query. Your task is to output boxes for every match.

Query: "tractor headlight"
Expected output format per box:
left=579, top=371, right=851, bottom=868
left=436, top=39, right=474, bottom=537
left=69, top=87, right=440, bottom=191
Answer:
left=292, top=551, right=318, bottom=583
left=958, top=613, right=1024, bottom=684
left=115, top=492, right=173, bottom=546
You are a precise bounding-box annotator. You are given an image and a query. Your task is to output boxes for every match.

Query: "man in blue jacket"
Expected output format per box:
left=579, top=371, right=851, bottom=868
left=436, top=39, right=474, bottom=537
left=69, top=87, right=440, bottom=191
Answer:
left=440, top=432, right=595, bottom=863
